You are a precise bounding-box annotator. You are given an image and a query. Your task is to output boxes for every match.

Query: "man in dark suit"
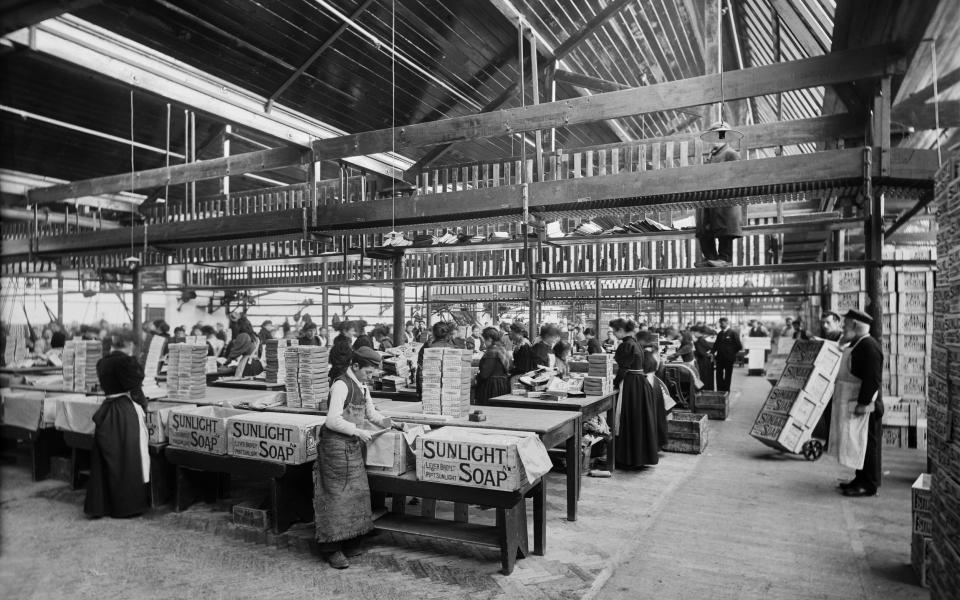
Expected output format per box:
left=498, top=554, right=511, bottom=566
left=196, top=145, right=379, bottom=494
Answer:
left=839, top=309, right=884, bottom=498
left=712, top=317, right=742, bottom=392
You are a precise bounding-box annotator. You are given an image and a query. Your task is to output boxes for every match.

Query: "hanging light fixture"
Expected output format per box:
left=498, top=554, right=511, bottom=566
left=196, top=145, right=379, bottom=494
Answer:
left=701, top=0, right=742, bottom=144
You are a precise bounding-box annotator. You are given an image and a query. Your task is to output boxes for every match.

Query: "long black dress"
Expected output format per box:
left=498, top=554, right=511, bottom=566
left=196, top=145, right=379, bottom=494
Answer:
left=614, top=336, right=661, bottom=468
left=475, top=344, right=511, bottom=404
left=84, top=351, right=149, bottom=518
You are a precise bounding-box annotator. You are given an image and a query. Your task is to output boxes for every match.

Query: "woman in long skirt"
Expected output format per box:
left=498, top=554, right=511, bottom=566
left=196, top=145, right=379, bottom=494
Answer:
left=85, top=333, right=150, bottom=518
left=314, top=346, right=395, bottom=569
left=474, top=327, right=512, bottom=404
left=611, top=319, right=661, bottom=468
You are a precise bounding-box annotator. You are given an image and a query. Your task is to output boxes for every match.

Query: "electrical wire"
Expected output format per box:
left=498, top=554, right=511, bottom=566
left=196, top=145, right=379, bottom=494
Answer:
left=391, top=0, right=396, bottom=235
left=928, top=38, right=942, bottom=166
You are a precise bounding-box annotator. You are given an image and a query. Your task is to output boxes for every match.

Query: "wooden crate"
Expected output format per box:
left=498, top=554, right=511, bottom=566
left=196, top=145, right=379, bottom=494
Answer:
left=664, top=411, right=708, bottom=454
left=232, top=500, right=271, bottom=530
left=694, top=390, right=729, bottom=420
left=882, top=425, right=909, bottom=449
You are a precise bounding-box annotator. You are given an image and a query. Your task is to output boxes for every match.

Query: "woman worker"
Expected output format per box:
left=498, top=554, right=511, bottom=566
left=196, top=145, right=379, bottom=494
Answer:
left=314, top=346, right=395, bottom=569
left=328, top=321, right=357, bottom=383
left=84, top=332, right=150, bottom=519
left=611, top=319, right=662, bottom=468
left=474, top=326, right=512, bottom=404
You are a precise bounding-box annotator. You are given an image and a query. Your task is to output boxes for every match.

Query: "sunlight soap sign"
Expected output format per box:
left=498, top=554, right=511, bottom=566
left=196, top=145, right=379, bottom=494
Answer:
left=415, top=427, right=551, bottom=491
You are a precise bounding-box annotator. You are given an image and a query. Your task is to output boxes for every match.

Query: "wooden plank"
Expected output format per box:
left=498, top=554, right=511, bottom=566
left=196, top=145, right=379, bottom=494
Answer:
left=28, top=147, right=308, bottom=206
left=312, top=45, right=903, bottom=159
left=554, top=69, right=631, bottom=92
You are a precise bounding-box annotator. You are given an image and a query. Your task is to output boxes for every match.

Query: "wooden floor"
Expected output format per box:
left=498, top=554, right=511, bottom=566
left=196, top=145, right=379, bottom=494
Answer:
left=596, top=372, right=929, bottom=600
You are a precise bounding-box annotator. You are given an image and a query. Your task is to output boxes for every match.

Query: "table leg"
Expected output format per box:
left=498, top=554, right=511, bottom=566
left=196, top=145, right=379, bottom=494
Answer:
left=497, top=505, right=525, bottom=575
left=420, top=498, right=437, bottom=518
left=391, top=495, right=407, bottom=515
left=532, top=479, right=545, bottom=555
left=607, top=404, right=617, bottom=472
left=70, top=447, right=83, bottom=490
left=565, top=433, right=578, bottom=521
left=453, top=502, right=469, bottom=523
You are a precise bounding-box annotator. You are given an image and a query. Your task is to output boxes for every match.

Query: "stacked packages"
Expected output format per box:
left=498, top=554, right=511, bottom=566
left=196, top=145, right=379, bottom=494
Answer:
left=285, top=345, right=330, bottom=410
left=421, top=347, right=472, bottom=417
left=62, top=340, right=103, bottom=392
left=166, top=343, right=208, bottom=401
left=584, top=354, right=615, bottom=395
left=927, top=149, right=960, bottom=600
left=750, top=339, right=841, bottom=453
left=264, top=338, right=298, bottom=385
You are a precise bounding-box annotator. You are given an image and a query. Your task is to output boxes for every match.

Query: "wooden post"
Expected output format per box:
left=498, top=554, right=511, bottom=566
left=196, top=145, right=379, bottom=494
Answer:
left=56, top=270, right=64, bottom=324
left=393, top=255, right=405, bottom=347
left=132, top=267, right=143, bottom=354
left=595, top=277, right=602, bottom=334
left=530, top=31, right=544, bottom=183
left=221, top=124, right=231, bottom=196
left=424, top=285, right=432, bottom=328
left=189, top=111, right=197, bottom=216
left=862, top=146, right=883, bottom=339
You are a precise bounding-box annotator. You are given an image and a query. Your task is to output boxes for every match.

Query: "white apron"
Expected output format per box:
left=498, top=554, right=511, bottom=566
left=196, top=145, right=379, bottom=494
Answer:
left=106, top=392, right=151, bottom=483
left=827, top=338, right=875, bottom=470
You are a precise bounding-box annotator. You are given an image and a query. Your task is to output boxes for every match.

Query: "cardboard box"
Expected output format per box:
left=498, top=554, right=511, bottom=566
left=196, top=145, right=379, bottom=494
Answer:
left=882, top=425, right=909, bottom=449
left=226, top=412, right=325, bottom=465
left=912, top=532, right=932, bottom=588
left=415, top=426, right=550, bottom=491
left=882, top=397, right=913, bottom=427
left=167, top=406, right=247, bottom=454
left=145, top=401, right=197, bottom=444
left=233, top=500, right=271, bottom=530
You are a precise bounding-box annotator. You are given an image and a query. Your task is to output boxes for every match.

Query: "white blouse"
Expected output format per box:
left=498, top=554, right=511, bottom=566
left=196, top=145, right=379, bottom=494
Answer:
left=325, top=369, right=390, bottom=436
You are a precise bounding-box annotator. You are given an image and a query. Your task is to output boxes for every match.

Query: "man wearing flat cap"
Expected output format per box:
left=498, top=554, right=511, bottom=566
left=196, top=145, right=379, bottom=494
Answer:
left=830, top=309, right=884, bottom=497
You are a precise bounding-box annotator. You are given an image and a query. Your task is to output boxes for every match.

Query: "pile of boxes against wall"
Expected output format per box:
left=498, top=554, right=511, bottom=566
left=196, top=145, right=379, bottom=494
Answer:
left=421, top=347, right=472, bottom=418
left=750, top=340, right=842, bottom=453
left=584, top=354, right=615, bottom=395
left=264, top=338, right=298, bottom=385
left=925, top=149, right=960, bottom=599
left=166, top=343, right=208, bottom=402
left=283, top=345, right=329, bottom=410
left=830, top=264, right=935, bottom=450
left=61, top=340, right=103, bottom=392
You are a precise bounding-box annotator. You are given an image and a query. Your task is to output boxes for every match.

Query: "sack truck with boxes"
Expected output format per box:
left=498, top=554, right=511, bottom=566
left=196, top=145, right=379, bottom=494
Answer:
left=750, top=339, right=842, bottom=460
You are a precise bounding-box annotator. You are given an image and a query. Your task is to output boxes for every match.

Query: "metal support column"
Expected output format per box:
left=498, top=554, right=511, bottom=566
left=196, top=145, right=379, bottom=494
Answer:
left=863, top=146, right=883, bottom=339
left=221, top=124, right=231, bottom=196
left=392, top=255, right=405, bottom=346
left=132, top=267, right=143, bottom=354
left=594, top=277, right=602, bottom=334
left=56, top=270, right=64, bottom=323
left=424, top=285, right=432, bottom=327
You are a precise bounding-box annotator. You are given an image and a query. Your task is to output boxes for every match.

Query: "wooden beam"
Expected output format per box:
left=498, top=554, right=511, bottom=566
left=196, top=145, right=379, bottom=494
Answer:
left=892, top=99, right=960, bottom=130
left=27, top=146, right=309, bottom=206
left=0, top=207, right=120, bottom=229
left=0, top=0, right=98, bottom=34
left=314, top=44, right=904, bottom=159
left=7, top=149, right=935, bottom=261
left=264, top=0, right=375, bottom=112
left=552, top=0, right=635, bottom=60
left=895, top=66, right=960, bottom=110
left=5, top=16, right=411, bottom=178
left=553, top=69, right=630, bottom=93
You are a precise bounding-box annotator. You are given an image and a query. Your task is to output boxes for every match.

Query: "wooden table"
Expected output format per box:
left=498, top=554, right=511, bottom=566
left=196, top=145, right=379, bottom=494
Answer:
left=0, top=366, right=62, bottom=376
left=374, top=400, right=582, bottom=521
left=208, top=378, right=286, bottom=391
left=0, top=424, right=62, bottom=480
left=487, top=391, right=617, bottom=472
left=62, top=431, right=172, bottom=507
left=368, top=471, right=544, bottom=575
left=371, top=388, right=419, bottom=402
left=164, top=447, right=313, bottom=533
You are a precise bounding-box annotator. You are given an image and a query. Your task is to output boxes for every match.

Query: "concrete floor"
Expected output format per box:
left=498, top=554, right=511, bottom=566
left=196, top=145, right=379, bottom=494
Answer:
left=0, top=369, right=929, bottom=599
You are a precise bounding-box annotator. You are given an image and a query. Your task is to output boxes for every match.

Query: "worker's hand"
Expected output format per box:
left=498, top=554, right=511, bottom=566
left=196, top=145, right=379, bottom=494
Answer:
left=854, top=404, right=868, bottom=416
left=355, top=429, right=373, bottom=443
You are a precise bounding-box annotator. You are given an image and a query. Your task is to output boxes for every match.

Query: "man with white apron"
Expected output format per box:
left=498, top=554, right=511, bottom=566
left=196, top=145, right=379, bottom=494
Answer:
left=828, top=309, right=884, bottom=497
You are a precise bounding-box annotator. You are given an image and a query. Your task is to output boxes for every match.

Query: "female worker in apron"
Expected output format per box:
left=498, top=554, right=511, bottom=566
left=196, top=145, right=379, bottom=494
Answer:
left=612, top=319, right=661, bottom=468
left=85, top=332, right=150, bottom=519
left=313, top=346, right=395, bottom=569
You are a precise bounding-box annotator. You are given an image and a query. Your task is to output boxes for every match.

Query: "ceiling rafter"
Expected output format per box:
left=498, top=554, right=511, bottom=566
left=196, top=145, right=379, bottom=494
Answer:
left=264, top=0, right=376, bottom=113
left=3, top=15, right=413, bottom=179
